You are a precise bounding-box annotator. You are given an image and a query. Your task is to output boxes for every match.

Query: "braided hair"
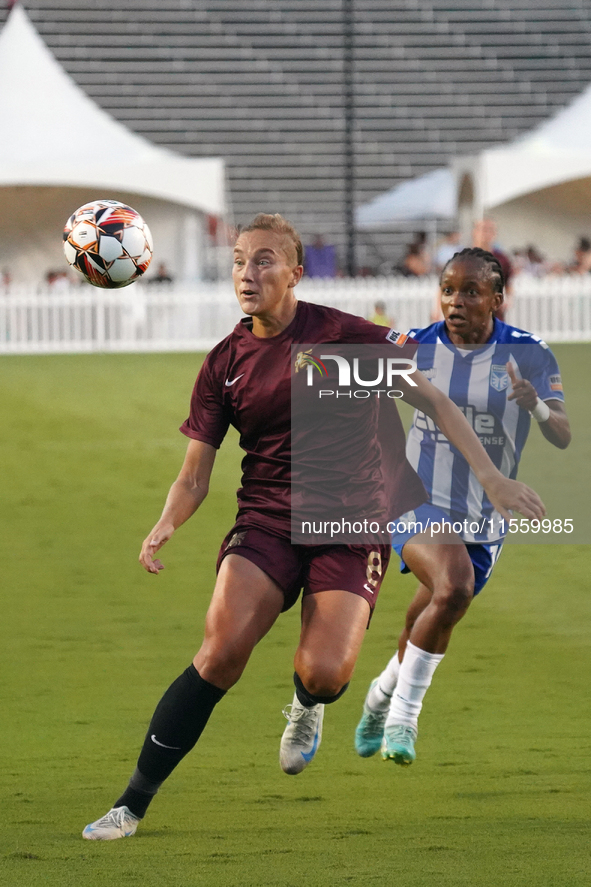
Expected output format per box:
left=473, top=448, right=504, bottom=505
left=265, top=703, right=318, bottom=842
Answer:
left=441, top=247, right=505, bottom=294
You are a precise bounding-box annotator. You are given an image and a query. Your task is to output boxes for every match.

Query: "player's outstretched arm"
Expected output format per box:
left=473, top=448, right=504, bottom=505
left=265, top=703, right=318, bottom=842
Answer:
left=399, top=370, right=545, bottom=522
left=506, top=363, right=571, bottom=449
left=139, top=439, right=217, bottom=574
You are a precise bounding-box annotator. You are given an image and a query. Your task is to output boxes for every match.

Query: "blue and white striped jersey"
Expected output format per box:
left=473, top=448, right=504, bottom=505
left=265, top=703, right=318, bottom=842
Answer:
left=406, top=319, right=565, bottom=543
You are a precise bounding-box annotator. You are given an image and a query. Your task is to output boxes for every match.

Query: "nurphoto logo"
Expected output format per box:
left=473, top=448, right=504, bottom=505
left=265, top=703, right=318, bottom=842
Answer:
left=294, top=349, right=417, bottom=399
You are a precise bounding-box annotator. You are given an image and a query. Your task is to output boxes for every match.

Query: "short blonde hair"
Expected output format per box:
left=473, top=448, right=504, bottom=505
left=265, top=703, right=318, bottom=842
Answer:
left=238, top=213, right=304, bottom=266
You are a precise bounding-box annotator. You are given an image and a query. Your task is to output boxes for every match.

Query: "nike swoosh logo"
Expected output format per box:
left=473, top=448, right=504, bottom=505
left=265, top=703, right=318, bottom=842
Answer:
left=301, top=727, right=320, bottom=762
left=225, top=374, right=244, bottom=386
left=151, top=734, right=181, bottom=750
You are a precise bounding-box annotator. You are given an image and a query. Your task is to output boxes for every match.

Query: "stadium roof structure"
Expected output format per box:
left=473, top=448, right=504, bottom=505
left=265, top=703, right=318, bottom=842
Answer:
left=0, top=5, right=225, bottom=216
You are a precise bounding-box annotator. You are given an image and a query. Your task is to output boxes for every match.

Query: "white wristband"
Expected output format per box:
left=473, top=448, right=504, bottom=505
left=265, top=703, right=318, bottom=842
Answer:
left=530, top=397, right=550, bottom=423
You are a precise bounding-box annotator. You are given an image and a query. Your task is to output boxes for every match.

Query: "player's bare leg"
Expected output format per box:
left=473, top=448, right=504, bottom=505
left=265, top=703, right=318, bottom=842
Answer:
left=357, top=532, right=474, bottom=763
left=383, top=533, right=473, bottom=763
left=355, top=583, right=431, bottom=757
left=396, top=583, right=434, bottom=662
left=194, top=554, right=285, bottom=688
left=399, top=534, right=474, bottom=654
left=280, top=590, right=370, bottom=774
left=84, top=555, right=284, bottom=839
left=296, top=590, right=370, bottom=695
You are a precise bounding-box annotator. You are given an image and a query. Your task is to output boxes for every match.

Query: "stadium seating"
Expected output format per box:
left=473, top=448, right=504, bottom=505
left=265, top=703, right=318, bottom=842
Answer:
left=3, top=0, right=591, bottom=269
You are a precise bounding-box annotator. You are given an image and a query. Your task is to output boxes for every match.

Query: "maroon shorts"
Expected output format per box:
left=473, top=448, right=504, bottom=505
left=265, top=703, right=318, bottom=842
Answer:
left=217, top=525, right=391, bottom=613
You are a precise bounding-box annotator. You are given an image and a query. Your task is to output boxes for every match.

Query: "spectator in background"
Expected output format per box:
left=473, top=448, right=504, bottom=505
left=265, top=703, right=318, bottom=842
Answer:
left=305, top=235, right=337, bottom=278
left=46, top=270, right=70, bottom=291
left=149, top=263, right=174, bottom=285
left=472, top=218, right=513, bottom=319
left=369, top=300, right=393, bottom=327
left=435, top=231, right=462, bottom=271
left=1, top=269, right=11, bottom=288
left=412, top=232, right=432, bottom=272
left=397, top=243, right=430, bottom=277
left=513, top=245, right=547, bottom=277
left=567, top=237, right=591, bottom=274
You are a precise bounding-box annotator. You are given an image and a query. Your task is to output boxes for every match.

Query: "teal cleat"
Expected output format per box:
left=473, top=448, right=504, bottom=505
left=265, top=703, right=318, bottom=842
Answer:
left=381, top=724, right=417, bottom=766
left=354, top=679, right=388, bottom=758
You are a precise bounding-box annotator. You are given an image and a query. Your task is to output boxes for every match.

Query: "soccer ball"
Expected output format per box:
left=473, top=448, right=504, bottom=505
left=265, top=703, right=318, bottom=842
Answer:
left=63, top=200, right=153, bottom=288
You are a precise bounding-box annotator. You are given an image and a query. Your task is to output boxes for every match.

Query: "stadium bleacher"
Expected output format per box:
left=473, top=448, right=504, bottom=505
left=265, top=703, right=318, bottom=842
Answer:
left=3, top=0, right=591, bottom=269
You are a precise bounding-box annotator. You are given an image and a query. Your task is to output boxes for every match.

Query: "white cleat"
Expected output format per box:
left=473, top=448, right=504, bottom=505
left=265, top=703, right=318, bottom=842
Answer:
left=279, top=693, right=324, bottom=775
left=82, top=805, right=141, bottom=841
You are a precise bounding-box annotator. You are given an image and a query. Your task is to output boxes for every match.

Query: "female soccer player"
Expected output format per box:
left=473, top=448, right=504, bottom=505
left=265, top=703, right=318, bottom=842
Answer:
left=355, top=247, right=570, bottom=766
left=83, top=222, right=544, bottom=840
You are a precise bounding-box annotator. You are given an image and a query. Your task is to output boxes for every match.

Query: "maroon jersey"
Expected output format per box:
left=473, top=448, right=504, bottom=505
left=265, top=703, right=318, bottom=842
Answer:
left=180, top=300, right=426, bottom=539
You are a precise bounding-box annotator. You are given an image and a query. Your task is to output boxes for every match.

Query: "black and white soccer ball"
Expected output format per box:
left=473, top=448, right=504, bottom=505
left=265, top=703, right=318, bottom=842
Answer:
left=63, top=199, right=153, bottom=288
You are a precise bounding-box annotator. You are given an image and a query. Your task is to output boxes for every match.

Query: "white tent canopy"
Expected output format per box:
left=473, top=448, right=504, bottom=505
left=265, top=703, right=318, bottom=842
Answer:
left=0, top=5, right=225, bottom=215
left=356, top=78, right=591, bottom=258
left=355, top=168, right=455, bottom=229
left=461, top=81, right=591, bottom=212
left=453, top=82, right=591, bottom=257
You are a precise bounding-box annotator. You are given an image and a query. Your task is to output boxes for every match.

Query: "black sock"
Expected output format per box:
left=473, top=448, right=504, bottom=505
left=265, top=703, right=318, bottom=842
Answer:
left=293, top=671, right=349, bottom=707
left=114, top=664, right=225, bottom=817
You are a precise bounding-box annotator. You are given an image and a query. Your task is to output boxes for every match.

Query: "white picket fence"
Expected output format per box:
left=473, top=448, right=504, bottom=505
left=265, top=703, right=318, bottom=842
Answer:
left=1, top=274, right=591, bottom=354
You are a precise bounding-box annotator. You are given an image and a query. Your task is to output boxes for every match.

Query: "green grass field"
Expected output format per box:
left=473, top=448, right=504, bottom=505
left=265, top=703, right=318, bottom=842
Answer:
left=1, top=348, right=589, bottom=887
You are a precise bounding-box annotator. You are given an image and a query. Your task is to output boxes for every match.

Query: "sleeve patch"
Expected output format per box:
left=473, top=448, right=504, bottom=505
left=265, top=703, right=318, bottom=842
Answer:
left=549, top=374, right=563, bottom=392
left=385, top=328, right=409, bottom=347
